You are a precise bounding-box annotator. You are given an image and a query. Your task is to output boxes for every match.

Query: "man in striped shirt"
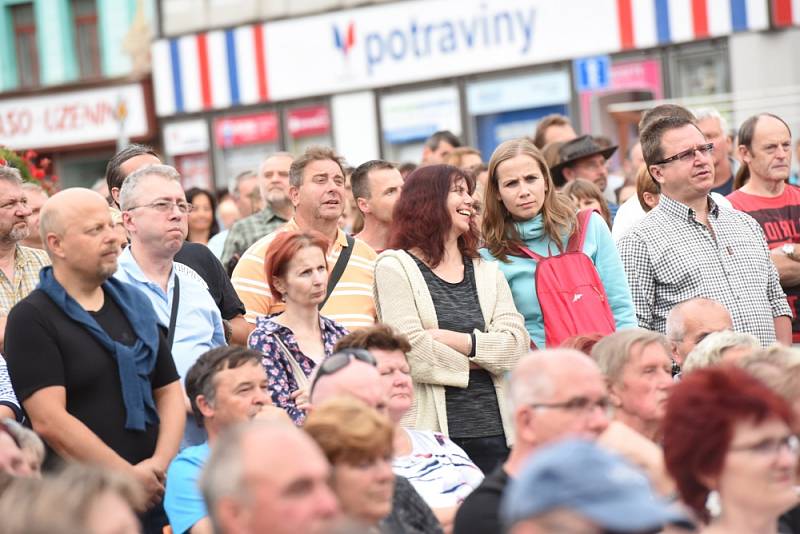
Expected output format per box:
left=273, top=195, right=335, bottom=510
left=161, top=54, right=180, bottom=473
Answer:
left=232, top=146, right=377, bottom=332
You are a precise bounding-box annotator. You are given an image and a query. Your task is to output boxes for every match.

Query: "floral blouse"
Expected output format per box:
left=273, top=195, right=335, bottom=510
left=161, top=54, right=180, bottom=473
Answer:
left=248, top=314, right=348, bottom=424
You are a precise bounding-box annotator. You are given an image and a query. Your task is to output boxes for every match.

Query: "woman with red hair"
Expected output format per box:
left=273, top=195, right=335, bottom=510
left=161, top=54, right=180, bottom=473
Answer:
left=248, top=230, right=348, bottom=424
left=663, top=365, right=798, bottom=532
left=374, top=164, right=529, bottom=474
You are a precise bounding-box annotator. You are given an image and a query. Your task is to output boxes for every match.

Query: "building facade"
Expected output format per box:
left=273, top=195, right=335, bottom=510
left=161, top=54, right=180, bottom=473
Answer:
left=0, top=0, right=158, bottom=188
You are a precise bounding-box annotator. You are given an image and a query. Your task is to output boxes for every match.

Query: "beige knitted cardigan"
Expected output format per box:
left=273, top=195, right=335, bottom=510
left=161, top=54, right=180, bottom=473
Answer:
left=373, top=250, right=530, bottom=446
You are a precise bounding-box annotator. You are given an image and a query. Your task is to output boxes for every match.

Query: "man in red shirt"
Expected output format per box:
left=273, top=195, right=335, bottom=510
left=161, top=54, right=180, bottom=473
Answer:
left=727, top=113, right=800, bottom=342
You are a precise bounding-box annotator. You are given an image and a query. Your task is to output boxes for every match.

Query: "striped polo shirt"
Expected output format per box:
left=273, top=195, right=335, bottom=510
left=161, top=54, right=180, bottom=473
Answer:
left=231, top=219, right=377, bottom=330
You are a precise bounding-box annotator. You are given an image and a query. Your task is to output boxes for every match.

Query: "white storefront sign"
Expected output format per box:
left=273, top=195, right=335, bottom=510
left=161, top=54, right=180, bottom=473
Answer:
left=380, top=87, right=462, bottom=143
left=265, top=0, right=619, bottom=101
left=0, top=83, right=149, bottom=150
left=163, top=119, right=209, bottom=155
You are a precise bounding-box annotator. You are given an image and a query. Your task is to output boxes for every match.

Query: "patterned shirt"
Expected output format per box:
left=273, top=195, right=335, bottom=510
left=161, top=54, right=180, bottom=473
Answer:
left=618, top=194, right=791, bottom=346
left=248, top=314, right=348, bottom=425
left=0, top=354, right=21, bottom=421
left=220, top=207, right=288, bottom=267
left=231, top=219, right=378, bottom=329
left=0, top=245, right=49, bottom=316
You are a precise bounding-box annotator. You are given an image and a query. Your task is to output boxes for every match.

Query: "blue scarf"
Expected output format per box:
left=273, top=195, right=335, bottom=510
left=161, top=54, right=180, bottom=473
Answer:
left=38, top=267, right=160, bottom=431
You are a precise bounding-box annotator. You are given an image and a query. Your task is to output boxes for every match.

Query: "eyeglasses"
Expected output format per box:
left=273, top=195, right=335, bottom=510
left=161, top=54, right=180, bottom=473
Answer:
left=729, top=434, right=800, bottom=457
left=310, top=348, right=377, bottom=394
left=127, top=199, right=194, bottom=214
left=653, top=142, right=714, bottom=165
left=529, top=396, right=612, bottom=417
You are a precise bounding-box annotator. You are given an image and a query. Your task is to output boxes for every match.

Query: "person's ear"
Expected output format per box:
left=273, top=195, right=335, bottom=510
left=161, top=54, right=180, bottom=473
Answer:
left=356, top=197, right=370, bottom=215
left=738, top=145, right=752, bottom=166
left=562, top=166, right=577, bottom=182
left=648, top=165, right=665, bottom=185
left=196, top=394, right=214, bottom=419
left=289, top=186, right=300, bottom=208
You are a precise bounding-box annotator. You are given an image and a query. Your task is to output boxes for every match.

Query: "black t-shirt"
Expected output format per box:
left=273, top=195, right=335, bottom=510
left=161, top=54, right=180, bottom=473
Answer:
left=5, top=288, right=179, bottom=470
left=174, top=241, right=245, bottom=320
left=453, top=465, right=509, bottom=534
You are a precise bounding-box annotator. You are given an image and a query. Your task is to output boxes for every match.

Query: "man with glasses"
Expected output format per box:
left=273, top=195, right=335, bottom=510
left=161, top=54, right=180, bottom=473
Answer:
left=115, top=164, right=226, bottom=447
left=618, top=110, right=792, bottom=346
left=454, top=349, right=611, bottom=534
left=727, top=113, right=800, bottom=344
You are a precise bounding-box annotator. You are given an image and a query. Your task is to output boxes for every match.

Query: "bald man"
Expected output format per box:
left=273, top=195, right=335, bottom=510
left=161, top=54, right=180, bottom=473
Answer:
left=4, top=188, right=185, bottom=534
left=665, top=297, right=734, bottom=367
left=454, top=349, right=611, bottom=534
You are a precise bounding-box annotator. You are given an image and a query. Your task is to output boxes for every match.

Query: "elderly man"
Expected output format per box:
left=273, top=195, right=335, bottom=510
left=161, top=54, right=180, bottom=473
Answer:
left=665, top=297, right=733, bottom=368
left=695, top=108, right=735, bottom=195
left=200, top=421, right=340, bottom=534
left=115, top=164, right=226, bottom=447
left=591, top=329, right=674, bottom=442
left=727, top=113, right=800, bottom=343
left=618, top=108, right=792, bottom=346
left=4, top=188, right=185, bottom=533
left=232, top=146, right=377, bottom=331
left=105, top=144, right=249, bottom=345
left=350, top=160, right=404, bottom=252
left=221, top=152, right=294, bottom=267
left=19, top=183, right=48, bottom=250
left=453, top=350, right=610, bottom=534
left=0, top=167, right=50, bottom=351
left=164, top=346, right=270, bottom=534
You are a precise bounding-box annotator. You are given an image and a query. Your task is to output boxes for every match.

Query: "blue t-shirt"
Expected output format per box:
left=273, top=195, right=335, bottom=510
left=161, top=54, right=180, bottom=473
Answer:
left=164, top=442, right=210, bottom=534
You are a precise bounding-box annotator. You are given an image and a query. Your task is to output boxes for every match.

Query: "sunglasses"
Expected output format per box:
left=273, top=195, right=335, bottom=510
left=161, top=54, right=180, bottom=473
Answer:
left=310, top=348, right=377, bottom=394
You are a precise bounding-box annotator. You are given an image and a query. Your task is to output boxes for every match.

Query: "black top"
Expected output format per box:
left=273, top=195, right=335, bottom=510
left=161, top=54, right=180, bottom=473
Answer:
left=5, top=288, right=179, bottom=470
left=381, top=476, right=444, bottom=534
left=452, top=465, right=509, bottom=534
left=174, top=241, right=245, bottom=320
left=410, top=254, right=503, bottom=439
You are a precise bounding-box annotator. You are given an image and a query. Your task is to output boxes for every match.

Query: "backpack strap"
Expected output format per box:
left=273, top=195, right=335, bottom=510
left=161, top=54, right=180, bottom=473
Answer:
left=566, top=209, right=595, bottom=253
left=319, top=233, right=354, bottom=310
left=517, top=245, right=546, bottom=263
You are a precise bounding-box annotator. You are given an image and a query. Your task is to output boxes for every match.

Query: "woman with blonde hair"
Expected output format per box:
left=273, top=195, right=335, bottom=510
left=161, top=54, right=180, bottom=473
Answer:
left=480, top=138, right=636, bottom=349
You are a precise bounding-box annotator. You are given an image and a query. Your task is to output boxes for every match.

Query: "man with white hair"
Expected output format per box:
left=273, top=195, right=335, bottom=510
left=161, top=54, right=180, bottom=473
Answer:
left=453, top=349, right=610, bottom=534
left=114, top=164, right=226, bottom=446
left=682, top=330, right=761, bottom=373
left=694, top=108, right=735, bottom=195
left=665, top=297, right=734, bottom=368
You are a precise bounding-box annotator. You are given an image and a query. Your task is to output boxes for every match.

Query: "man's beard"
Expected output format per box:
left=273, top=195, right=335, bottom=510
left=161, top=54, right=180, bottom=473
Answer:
left=266, top=189, right=290, bottom=208
left=7, top=223, right=29, bottom=243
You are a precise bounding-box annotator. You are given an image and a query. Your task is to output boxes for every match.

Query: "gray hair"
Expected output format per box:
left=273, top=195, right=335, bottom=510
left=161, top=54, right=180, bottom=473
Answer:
left=692, top=107, right=729, bottom=135
left=740, top=345, right=800, bottom=402
left=592, top=328, right=670, bottom=384
left=228, top=170, right=257, bottom=197
left=682, top=330, right=760, bottom=373
left=201, top=423, right=249, bottom=532
left=119, top=164, right=181, bottom=211
left=507, top=349, right=595, bottom=412
left=0, top=166, right=23, bottom=186
left=665, top=298, right=730, bottom=342
left=21, top=182, right=47, bottom=197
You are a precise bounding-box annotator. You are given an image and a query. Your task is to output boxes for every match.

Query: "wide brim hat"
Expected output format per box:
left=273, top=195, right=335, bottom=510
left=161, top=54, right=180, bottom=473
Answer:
left=550, top=135, right=618, bottom=187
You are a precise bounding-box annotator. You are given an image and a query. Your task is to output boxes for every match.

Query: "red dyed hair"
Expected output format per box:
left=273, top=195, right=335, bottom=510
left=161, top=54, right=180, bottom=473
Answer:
left=264, top=230, right=329, bottom=300
left=388, top=164, right=479, bottom=268
left=559, top=333, right=604, bottom=356
left=662, top=365, right=793, bottom=523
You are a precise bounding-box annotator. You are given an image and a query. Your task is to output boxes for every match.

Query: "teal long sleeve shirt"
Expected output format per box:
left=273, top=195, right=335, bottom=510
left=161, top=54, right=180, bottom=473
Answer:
left=480, top=212, right=637, bottom=349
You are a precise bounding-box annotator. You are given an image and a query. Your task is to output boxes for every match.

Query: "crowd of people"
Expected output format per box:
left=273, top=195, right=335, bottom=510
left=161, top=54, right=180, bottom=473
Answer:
left=1, top=101, right=800, bottom=534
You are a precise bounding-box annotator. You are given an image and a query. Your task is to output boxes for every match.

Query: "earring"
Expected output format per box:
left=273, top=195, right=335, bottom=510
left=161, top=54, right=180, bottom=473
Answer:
left=705, top=490, right=721, bottom=519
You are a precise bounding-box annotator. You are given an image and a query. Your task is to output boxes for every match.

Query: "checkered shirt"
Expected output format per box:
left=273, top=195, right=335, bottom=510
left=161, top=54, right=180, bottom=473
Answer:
left=0, top=245, right=50, bottom=316
left=617, top=194, right=791, bottom=346
left=220, top=207, right=287, bottom=266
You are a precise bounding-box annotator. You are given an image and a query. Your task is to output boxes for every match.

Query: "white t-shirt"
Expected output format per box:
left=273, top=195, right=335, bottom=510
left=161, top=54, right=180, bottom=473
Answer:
left=392, top=429, right=484, bottom=509
left=612, top=193, right=733, bottom=242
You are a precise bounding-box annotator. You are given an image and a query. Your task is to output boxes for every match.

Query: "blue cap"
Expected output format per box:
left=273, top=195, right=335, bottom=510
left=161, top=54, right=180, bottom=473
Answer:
left=501, top=439, right=689, bottom=531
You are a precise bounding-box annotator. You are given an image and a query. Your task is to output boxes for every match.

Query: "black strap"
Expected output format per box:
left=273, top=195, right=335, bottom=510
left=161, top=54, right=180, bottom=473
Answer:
left=167, top=276, right=180, bottom=348
left=319, top=234, right=354, bottom=310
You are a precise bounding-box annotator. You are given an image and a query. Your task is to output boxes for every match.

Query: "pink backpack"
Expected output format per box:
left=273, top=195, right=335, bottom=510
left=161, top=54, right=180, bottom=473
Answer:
left=518, top=210, right=616, bottom=348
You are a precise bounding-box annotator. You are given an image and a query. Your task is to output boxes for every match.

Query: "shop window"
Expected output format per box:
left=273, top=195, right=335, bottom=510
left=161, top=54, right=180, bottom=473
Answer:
left=670, top=45, right=729, bottom=98
left=72, top=0, right=101, bottom=79
left=11, top=3, right=39, bottom=88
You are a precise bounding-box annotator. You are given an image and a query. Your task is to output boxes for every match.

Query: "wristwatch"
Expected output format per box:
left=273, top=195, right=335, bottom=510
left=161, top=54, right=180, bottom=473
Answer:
left=782, top=243, right=798, bottom=261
